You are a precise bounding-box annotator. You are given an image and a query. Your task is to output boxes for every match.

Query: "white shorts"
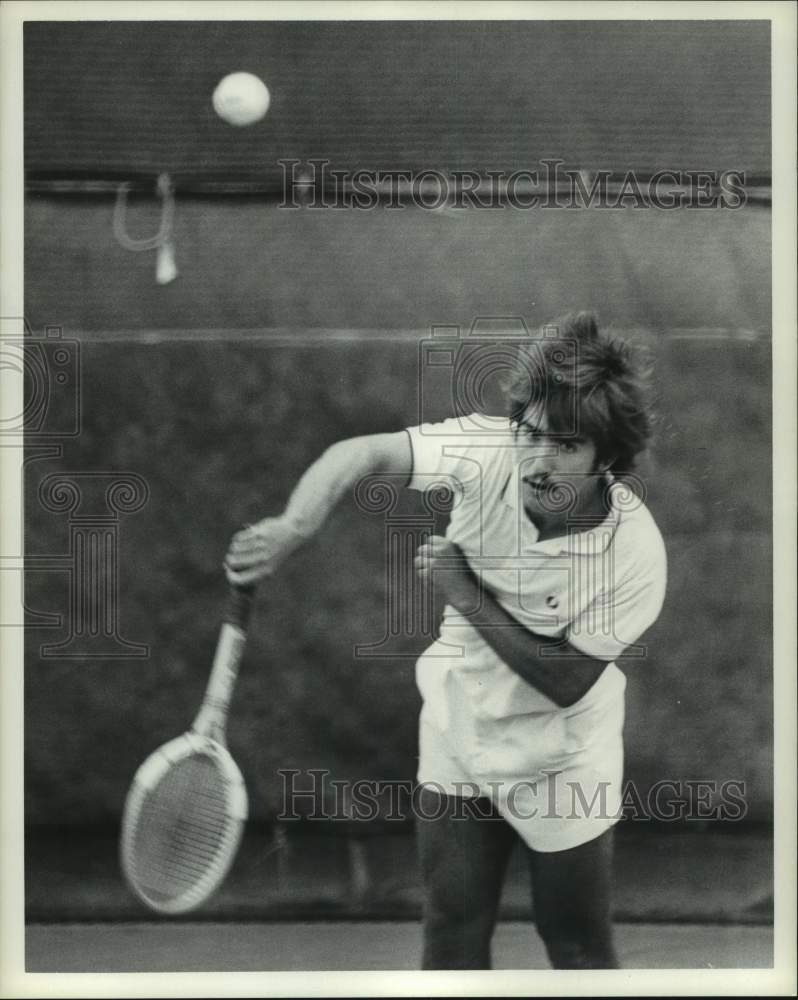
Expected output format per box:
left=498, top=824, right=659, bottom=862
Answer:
left=417, top=669, right=626, bottom=853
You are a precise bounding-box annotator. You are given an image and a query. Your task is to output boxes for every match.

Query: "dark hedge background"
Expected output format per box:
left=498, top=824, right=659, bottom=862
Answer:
left=23, top=19, right=772, bottom=830
left=24, top=204, right=772, bottom=824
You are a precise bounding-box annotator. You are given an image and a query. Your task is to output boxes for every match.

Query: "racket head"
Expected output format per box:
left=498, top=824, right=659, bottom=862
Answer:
left=120, top=731, right=248, bottom=915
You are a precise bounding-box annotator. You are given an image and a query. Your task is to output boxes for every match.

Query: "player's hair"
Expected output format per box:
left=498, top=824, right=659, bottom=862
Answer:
left=505, top=311, right=653, bottom=473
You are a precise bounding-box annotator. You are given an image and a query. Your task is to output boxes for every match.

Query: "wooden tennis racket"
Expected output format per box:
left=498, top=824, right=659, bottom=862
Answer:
left=120, top=583, right=255, bottom=914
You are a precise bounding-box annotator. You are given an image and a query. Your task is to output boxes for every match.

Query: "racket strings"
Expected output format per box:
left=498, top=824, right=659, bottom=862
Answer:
left=127, top=753, right=235, bottom=905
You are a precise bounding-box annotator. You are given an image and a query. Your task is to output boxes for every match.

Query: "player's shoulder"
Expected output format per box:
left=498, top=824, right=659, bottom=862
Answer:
left=407, top=413, right=512, bottom=465
left=609, top=482, right=667, bottom=575
left=408, top=412, right=512, bottom=440
left=405, top=413, right=511, bottom=490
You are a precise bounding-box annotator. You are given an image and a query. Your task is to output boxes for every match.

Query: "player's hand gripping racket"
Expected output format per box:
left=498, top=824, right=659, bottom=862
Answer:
left=120, top=583, right=255, bottom=914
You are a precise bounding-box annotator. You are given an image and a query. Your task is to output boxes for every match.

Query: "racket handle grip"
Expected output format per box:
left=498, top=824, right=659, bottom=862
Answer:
left=225, top=583, right=256, bottom=631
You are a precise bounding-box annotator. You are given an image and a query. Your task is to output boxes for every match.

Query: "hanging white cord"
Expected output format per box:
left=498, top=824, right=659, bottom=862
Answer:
left=113, top=173, right=177, bottom=284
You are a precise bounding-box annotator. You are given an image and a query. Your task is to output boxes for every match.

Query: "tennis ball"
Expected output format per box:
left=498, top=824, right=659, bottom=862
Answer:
left=212, top=72, right=271, bottom=127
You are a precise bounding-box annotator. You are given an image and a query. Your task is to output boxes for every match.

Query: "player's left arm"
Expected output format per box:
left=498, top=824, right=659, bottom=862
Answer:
left=415, top=535, right=608, bottom=708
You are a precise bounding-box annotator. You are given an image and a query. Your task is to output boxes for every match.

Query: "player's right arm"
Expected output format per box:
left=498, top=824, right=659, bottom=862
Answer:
left=224, top=431, right=412, bottom=585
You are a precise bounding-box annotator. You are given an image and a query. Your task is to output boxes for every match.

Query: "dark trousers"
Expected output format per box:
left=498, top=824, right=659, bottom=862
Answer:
left=417, top=787, right=619, bottom=970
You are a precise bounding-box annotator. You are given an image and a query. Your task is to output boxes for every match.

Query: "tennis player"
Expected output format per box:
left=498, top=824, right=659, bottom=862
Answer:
left=225, top=312, right=667, bottom=969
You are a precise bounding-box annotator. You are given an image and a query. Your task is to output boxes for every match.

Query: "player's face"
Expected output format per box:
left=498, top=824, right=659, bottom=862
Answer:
left=513, top=406, right=603, bottom=517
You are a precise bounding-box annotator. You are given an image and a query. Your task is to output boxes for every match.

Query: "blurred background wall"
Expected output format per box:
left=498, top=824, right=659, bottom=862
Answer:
left=22, top=20, right=772, bottom=829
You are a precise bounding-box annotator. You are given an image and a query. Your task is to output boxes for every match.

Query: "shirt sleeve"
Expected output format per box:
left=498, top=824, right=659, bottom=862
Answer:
left=567, top=532, right=667, bottom=662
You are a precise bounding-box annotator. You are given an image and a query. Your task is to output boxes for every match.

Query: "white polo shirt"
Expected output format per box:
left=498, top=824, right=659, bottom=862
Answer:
left=406, top=413, right=667, bottom=732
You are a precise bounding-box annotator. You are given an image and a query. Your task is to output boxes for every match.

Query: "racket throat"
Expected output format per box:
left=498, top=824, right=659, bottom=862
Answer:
left=192, top=706, right=228, bottom=744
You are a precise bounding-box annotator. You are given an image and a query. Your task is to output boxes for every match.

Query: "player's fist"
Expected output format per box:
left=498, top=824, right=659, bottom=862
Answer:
left=414, top=535, right=478, bottom=612
left=224, top=516, right=307, bottom=586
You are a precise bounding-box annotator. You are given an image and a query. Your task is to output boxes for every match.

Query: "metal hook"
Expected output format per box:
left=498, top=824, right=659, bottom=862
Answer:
left=113, top=173, right=177, bottom=283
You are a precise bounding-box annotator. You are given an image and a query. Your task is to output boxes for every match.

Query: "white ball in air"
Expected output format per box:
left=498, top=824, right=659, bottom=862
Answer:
left=212, top=72, right=271, bottom=127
